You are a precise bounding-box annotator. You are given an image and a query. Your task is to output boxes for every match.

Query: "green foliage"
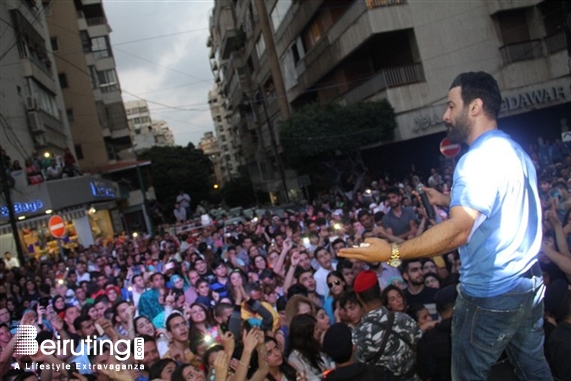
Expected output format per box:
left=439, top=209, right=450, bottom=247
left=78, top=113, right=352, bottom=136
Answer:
left=219, top=167, right=269, bottom=208
left=279, top=100, right=397, bottom=165
left=138, top=144, right=214, bottom=208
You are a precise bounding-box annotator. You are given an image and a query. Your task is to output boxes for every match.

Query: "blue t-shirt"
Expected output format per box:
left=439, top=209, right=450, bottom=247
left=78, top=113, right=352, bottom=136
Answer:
left=450, top=130, right=541, bottom=297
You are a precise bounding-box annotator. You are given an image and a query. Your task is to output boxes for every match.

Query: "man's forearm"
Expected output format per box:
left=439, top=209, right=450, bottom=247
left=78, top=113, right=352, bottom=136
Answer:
left=400, top=212, right=472, bottom=260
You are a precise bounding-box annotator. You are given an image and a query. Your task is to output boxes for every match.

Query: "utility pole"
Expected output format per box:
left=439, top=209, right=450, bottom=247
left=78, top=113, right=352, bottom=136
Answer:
left=0, top=149, right=26, bottom=266
left=253, top=1, right=291, bottom=203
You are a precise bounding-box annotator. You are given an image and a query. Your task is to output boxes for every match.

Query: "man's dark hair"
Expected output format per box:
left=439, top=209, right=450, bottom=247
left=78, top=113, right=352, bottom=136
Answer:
left=387, top=187, right=401, bottom=197
left=357, top=209, right=370, bottom=220
left=165, top=312, right=185, bottom=332
left=210, top=257, right=226, bottom=271
left=112, top=300, right=130, bottom=324
left=449, top=71, right=502, bottom=120
left=88, top=343, right=110, bottom=363
left=150, top=272, right=165, bottom=283
left=373, top=211, right=385, bottom=224
left=287, top=283, right=308, bottom=298
left=337, top=259, right=353, bottom=272
left=400, top=259, right=422, bottom=274
left=339, top=290, right=362, bottom=309
left=94, top=295, right=110, bottom=306
left=213, top=302, right=233, bottom=319
left=294, top=266, right=313, bottom=282
left=330, top=238, right=345, bottom=248
left=73, top=315, right=92, bottom=332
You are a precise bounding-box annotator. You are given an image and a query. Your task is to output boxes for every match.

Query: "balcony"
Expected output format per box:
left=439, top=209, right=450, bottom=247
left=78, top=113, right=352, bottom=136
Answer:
left=486, top=0, right=543, bottom=15
left=545, top=31, right=567, bottom=55
left=499, top=32, right=567, bottom=65
left=366, top=0, right=406, bottom=9
left=341, top=63, right=425, bottom=104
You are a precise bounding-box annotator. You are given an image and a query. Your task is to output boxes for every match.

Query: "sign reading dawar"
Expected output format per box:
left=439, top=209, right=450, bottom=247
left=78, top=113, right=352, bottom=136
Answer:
left=500, top=85, right=569, bottom=114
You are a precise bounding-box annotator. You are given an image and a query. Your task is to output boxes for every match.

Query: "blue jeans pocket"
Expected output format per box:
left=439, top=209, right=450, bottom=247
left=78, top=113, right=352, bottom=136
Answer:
left=470, top=305, right=523, bottom=353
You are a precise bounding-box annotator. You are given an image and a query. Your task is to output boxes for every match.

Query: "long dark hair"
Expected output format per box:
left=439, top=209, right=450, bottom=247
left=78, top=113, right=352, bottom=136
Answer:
left=287, top=314, right=325, bottom=372
left=149, top=359, right=177, bottom=380
left=264, top=336, right=297, bottom=381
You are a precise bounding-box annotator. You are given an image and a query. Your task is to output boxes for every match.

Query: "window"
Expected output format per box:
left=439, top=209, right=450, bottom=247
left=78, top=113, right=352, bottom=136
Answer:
left=74, top=145, right=84, bottom=160
left=50, top=37, right=59, bottom=51
left=97, top=69, right=119, bottom=93
left=58, top=73, right=68, bottom=88
left=28, top=79, right=59, bottom=118
left=79, top=31, right=91, bottom=53
left=255, top=35, right=266, bottom=59
left=90, top=36, right=111, bottom=59
left=66, top=108, right=74, bottom=123
left=270, top=0, right=293, bottom=32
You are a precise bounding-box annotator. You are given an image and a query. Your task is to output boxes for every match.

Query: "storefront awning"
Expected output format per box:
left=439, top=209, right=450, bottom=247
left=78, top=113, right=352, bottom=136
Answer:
left=0, top=206, right=86, bottom=235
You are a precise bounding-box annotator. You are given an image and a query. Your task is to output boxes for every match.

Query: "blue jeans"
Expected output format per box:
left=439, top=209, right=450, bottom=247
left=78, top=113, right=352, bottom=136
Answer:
left=451, top=266, right=552, bottom=380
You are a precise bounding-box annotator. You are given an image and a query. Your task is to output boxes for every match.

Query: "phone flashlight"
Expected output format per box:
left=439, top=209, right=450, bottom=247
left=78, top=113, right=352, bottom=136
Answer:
left=333, top=223, right=341, bottom=230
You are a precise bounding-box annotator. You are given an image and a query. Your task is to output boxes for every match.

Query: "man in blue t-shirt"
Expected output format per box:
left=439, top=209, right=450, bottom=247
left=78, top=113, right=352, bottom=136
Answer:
left=340, top=72, right=552, bottom=380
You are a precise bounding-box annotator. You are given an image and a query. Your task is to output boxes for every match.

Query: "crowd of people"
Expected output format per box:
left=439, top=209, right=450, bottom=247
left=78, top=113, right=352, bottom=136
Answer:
left=1, top=146, right=81, bottom=185
left=0, top=163, right=569, bottom=381
left=1, top=71, right=571, bottom=381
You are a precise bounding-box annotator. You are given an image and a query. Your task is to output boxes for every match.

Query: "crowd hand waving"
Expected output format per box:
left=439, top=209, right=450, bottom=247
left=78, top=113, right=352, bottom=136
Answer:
left=243, top=328, right=260, bottom=353
left=338, top=237, right=391, bottom=263
left=69, top=372, right=89, bottom=381
left=290, top=252, right=300, bottom=267
left=221, top=331, right=236, bottom=356
left=183, top=304, right=192, bottom=321
left=282, top=238, right=293, bottom=252
left=96, top=318, right=117, bottom=341
left=213, top=350, right=230, bottom=381
left=20, top=311, right=37, bottom=330
left=165, top=290, right=175, bottom=307
left=296, top=370, right=308, bottom=381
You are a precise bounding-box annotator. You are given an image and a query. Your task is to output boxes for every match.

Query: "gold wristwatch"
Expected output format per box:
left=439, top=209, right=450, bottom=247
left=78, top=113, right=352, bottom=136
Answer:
left=388, top=242, right=402, bottom=267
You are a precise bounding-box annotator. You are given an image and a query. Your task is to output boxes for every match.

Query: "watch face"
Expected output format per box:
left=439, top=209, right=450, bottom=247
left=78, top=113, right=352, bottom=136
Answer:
left=388, top=258, right=402, bottom=268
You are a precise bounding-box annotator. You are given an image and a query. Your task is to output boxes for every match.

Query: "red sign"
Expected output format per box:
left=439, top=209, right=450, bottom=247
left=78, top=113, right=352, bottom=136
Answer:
left=48, top=215, right=66, bottom=238
left=440, top=138, right=461, bottom=158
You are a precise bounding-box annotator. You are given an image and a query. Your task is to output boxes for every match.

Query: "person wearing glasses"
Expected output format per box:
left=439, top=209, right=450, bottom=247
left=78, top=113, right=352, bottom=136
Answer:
left=323, top=270, right=347, bottom=322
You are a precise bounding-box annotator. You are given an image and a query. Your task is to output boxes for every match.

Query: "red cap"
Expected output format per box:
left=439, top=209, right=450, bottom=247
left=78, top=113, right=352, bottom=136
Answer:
left=353, top=270, right=378, bottom=293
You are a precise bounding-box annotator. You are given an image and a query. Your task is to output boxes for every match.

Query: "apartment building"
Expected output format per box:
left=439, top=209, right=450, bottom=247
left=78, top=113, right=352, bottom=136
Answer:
left=210, top=0, right=570, bottom=182
left=124, top=100, right=176, bottom=152
left=198, top=131, right=224, bottom=186
left=207, top=82, right=243, bottom=183
left=45, top=0, right=155, bottom=235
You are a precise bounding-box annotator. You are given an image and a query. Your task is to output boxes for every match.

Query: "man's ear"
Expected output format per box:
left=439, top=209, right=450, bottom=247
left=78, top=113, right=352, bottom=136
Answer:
left=469, top=98, right=484, bottom=117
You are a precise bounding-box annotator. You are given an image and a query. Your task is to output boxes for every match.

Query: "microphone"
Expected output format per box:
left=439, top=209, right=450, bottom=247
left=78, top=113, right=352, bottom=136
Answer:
left=416, top=184, right=435, bottom=220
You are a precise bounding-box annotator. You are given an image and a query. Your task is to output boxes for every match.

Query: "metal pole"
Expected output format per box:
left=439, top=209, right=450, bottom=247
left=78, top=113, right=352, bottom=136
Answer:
left=0, top=152, right=26, bottom=266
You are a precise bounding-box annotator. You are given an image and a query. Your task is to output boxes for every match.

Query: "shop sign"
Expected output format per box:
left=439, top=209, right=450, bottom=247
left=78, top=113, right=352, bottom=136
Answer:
left=412, top=112, right=443, bottom=133
left=0, top=200, right=44, bottom=217
left=90, top=181, right=116, bottom=198
left=500, top=86, right=567, bottom=113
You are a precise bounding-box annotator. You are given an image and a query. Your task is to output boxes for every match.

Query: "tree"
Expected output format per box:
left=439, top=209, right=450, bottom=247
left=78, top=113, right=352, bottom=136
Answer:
left=279, top=99, right=397, bottom=194
left=138, top=143, right=214, bottom=211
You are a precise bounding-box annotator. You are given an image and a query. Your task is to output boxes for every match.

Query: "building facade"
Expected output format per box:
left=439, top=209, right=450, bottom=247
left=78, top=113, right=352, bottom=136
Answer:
left=209, top=0, right=570, bottom=185
left=199, top=131, right=224, bottom=186
left=124, top=100, right=176, bottom=152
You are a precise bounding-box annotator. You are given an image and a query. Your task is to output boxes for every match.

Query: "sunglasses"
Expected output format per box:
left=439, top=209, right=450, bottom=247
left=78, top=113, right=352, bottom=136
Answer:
left=328, top=279, right=342, bottom=288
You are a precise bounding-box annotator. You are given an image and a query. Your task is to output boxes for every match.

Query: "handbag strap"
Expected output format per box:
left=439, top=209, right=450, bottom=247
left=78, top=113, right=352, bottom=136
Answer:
left=365, top=309, right=395, bottom=364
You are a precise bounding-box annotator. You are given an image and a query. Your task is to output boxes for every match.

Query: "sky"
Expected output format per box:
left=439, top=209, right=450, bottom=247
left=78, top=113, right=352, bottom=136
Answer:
left=104, top=0, right=215, bottom=148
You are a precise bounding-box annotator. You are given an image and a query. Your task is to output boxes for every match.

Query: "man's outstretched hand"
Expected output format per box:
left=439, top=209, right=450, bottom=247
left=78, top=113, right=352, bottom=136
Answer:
left=338, top=237, right=392, bottom=263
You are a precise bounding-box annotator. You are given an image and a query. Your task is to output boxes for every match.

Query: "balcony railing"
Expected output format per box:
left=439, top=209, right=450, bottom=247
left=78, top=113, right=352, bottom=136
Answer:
left=366, top=0, right=406, bottom=10
left=545, top=31, right=567, bottom=55
left=342, top=63, right=424, bottom=104
left=500, top=39, right=543, bottom=65
left=86, top=17, right=107, bottom=26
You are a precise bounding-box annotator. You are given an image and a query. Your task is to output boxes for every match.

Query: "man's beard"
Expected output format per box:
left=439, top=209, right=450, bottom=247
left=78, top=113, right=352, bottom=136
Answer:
left=446, top=108, right=471, bottom=144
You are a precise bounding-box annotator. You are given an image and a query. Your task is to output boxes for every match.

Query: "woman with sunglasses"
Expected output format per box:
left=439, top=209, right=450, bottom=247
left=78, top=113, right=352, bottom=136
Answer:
left=323, top=270, right=347, bottom=322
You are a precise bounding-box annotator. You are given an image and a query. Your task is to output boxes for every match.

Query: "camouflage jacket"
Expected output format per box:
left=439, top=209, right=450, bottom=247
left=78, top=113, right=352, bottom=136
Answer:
left=354, top=306, right=422, bottom=380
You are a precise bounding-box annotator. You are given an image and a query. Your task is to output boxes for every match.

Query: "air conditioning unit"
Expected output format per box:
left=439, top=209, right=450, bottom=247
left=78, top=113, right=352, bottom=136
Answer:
left=25, top=96, right=38, bottom=110
left=34, top=134, right=47, bottom=147
left=27, top=111, right=46, bottom=133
